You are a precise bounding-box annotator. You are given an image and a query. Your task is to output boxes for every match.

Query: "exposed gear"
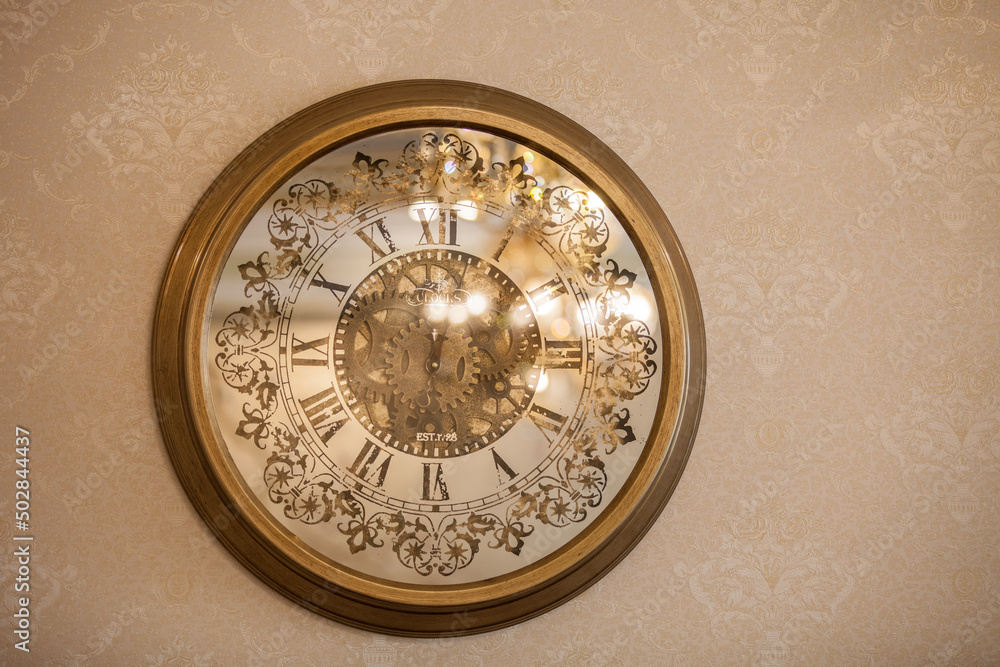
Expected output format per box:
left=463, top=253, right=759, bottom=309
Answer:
left=335, top=290, right=419, bottom=402
left=386, top=320, right=480, bottom=410
left=469, top=313, right=540, bottom=381
left=331, top=249, right=547, bottom=458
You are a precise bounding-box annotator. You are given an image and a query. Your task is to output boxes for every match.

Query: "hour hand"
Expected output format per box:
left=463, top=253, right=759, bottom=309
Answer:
left=426, top=327, right=446, bottom=373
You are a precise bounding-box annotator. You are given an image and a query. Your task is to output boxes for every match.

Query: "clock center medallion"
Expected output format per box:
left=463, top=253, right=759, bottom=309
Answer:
left=333, top=249, right=542, bottom=458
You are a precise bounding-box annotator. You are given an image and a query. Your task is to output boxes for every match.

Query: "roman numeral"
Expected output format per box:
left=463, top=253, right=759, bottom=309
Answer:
left=416, top=207, right=459, bottom=246
left=422, top=463, right=450, bottom=501
left=355, top=218, right=396, bottom=263
left=309, top=270, right=349, bottom=306
left=492, top=450, right=517, bottom=486
left=290, top=335, right=330, bottom=367
left=528, top=404, right=567, bottom=443
left=491, top=225, right=515, bottom=261
left=298, top=384, right=347, bottom=444
left=538, top=339, right=583, bottom=370
left=349, top=440, right=392, bottom=488
left=527, top=277, right=567, bottom=310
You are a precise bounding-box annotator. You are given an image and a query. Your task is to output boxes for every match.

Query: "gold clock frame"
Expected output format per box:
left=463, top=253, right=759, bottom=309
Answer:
left=152, top=80, right=705, bottom=636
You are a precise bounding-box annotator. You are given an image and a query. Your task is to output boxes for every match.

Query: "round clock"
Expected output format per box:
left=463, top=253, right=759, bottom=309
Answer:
left=153, top=80, right=705, bottom=635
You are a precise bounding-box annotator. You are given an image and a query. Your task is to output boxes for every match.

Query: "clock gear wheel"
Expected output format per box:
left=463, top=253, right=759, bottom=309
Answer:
left=386, top=320, right=480, bottom=410
left=469, top=312, right=540, bottom=381
left=336, top=290, right=419, bottom=402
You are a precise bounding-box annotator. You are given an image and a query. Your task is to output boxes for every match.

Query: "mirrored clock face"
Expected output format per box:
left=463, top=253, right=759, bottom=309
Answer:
left=206, top=127, right=663, bottom=585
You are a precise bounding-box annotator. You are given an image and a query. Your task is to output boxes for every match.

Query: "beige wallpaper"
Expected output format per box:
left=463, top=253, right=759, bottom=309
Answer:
left=2, top=0, right=999, bottom=664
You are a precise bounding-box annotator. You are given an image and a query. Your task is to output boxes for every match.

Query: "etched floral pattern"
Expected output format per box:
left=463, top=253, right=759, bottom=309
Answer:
left=288, top=0, right=450, bottom=81
left=703, top=191, right=856, bottom=378
left=880, top=353, right=1000, bottom=526
left=677, top=498, right=856, bottom=664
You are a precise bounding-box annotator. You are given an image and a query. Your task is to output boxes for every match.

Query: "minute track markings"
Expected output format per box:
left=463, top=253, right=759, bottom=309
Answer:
left=285, top=211, right=586, bottom=510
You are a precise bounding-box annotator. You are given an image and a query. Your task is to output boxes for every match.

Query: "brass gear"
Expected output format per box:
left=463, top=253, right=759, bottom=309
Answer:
left=386, top=321, right=480, bottom=410
left=335, top=290, right=420, bottom=402
left=469, top=311, right=540, bottom=381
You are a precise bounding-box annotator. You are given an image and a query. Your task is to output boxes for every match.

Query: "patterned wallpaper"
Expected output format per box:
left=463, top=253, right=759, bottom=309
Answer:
left=1, top=0, right=998, bottom=664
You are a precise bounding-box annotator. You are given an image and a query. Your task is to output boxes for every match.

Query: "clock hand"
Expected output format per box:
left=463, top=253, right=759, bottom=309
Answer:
left=426, top=326, right=447, bottom=373
left=419, top=323, right=449, bottom=409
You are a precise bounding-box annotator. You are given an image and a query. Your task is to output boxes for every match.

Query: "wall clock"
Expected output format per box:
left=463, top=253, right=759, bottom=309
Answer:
left=153, top=80, right=705, bottom=636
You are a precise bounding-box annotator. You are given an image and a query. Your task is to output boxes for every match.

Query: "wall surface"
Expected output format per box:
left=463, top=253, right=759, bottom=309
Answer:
left=2, top=1, right=999, bottom=664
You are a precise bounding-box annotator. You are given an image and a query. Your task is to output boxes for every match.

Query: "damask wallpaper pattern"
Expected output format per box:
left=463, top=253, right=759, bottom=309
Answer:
left=1, top=0, right=998, bottom=664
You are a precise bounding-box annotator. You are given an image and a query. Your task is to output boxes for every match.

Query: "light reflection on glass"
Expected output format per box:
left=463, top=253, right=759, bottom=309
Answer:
left=468, top=293, right=488, bottom=315
left=536, top=371, right=550, bottom=392
left=620, top=292, right=651, bottom=322
left=534, top=300, right=556, bottom=316
left=456, top=200, right=478, bottom=220
left=426, top=303, right=448, bottom=323
left=550, top=318, right=571, bottom=338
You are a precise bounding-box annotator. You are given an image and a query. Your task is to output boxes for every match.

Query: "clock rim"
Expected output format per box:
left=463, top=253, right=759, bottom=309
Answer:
left=152, top=79, right=706, bottom=636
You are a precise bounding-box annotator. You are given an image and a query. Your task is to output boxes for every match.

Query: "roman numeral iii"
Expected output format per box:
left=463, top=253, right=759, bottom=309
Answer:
left=538, top=339, right=583, bottom=370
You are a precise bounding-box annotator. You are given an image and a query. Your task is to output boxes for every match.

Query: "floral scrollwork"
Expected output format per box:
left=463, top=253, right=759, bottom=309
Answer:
left=591, top=258, right=658, bottom=402
left=539, top=186, right=609, bottom=280
left=267, top=151, right=410, bottom=255
left=483, top=154, right=540, bottom=212
left=596, top=321, right=658, bottom=403
left=213, top=347, right=274, bottom=394
left=264, top=447, right=361, bottom=526
left=586, top=404, right=637, bottom=456
left=510, top=433, right=610, bottom=529
left=214, top=291, right=279, bottom=350
left=402, top=132, right=485, bottom=194
left=339, top=509, right=534, bottom=577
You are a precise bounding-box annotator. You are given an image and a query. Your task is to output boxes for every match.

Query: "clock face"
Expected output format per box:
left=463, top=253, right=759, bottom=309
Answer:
left=208, top=127, right=663, bottom=584
left=154, top=81, right=704, bottom=634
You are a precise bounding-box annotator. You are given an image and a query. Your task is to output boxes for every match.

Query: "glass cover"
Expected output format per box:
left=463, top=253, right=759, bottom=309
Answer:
left=205, top=127, right=663, bottom=585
